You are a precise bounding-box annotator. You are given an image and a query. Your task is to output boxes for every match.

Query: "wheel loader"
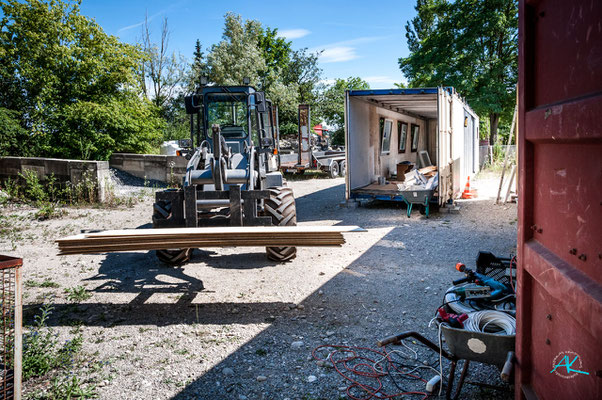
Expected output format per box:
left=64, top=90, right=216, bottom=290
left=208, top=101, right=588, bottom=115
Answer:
left=152, top=81, right=297, bottom=265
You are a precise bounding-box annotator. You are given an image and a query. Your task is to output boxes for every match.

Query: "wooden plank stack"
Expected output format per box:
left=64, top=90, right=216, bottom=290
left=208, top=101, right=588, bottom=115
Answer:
left=56, top=226, right=365, bottom=256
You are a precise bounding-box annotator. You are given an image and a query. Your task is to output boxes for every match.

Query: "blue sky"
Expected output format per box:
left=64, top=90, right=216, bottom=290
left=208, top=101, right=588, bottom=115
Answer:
left=80, top=0, right=418, bottom=88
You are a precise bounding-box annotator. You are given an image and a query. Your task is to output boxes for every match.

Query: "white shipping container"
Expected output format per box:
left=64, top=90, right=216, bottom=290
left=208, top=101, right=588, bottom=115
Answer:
left=344, top=87, right=479, bottom=207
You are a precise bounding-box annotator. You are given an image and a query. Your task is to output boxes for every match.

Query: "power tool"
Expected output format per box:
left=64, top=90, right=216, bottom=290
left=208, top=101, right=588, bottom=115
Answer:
left=452, top=263, right=512, bottom=300
left=437, top=307, right=468, bottom=328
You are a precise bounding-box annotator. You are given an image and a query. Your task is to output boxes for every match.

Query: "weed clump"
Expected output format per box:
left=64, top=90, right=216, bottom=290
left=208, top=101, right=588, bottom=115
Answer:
left=64, top=286, right=92, bottom=302
left=23, top=305, right=100, bottom=399
left=23, top=305, right=83, bottom=380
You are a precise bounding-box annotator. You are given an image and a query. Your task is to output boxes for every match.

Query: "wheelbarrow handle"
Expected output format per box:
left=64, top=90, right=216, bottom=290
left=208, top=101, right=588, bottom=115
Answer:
left=378, top=334, right=405, bottom=347
left=500, top=351, right=515, bottom=382
left=377, top=331, right=456, bottom=361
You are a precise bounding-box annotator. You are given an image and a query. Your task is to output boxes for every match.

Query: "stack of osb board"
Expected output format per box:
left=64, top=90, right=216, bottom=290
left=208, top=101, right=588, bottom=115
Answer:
left=56, top=226, right=365, bottom=255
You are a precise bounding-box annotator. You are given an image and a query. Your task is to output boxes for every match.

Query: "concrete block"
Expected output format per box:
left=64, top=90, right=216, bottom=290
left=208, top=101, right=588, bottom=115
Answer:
left=22, top=158, right=46, bottom=167
left=21, top=165, right=46, bottom=179
left=109, top=154, right=125, bottom=167
left=143, top=166, right=167, bottom=182
left=44, top=159, right=69, bottom=177
left=0, top=157, right=22, bottom=170
left=122, top=159, right=145, bottom=173
left=338, top=199, right=359, bottom=209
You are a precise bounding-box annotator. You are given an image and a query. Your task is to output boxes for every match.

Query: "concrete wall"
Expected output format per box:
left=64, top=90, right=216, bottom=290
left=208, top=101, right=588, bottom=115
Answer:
left=0, top=157, right=109, bottom=201
left=109, top=153, right=187, bottom=184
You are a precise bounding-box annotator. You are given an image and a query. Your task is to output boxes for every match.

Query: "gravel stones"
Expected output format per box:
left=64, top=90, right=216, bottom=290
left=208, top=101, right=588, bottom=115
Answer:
left=16, top=174, right=515, bottom=400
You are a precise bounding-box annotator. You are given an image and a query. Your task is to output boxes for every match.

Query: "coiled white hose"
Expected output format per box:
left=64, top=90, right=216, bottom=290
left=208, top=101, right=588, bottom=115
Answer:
left=463, top=310, right=516, bottom=335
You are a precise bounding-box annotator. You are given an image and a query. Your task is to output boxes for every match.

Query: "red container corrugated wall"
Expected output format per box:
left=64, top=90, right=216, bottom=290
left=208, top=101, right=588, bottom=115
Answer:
left=517, top=1, right=602, bottom=399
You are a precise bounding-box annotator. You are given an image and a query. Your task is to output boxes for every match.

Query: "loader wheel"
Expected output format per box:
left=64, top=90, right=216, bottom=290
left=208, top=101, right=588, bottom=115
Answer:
left=152, top=200, right=172, bottom=222
left=156, top=248, right=192, bottom=265
left=328, top=161, right=339, bottom=178
left=264, top=187, right=297, bottom=262
left=153, top=199, right=192, bottom=266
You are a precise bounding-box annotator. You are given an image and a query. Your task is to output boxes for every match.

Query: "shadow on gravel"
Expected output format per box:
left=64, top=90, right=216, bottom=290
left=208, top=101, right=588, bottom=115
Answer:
left=191, top=250, right=281, bottom=269
left=22, top=301, right=291, bottom=327
left=25, top=246, right=283, bottom=327
left=294, top=181, right=450, bottom=226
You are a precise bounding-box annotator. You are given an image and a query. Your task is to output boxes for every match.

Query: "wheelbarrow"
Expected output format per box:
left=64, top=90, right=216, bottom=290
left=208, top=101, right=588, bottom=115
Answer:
left=378, top=330, right=515, bottom=400
left=399, top=188, right=436, bottom=218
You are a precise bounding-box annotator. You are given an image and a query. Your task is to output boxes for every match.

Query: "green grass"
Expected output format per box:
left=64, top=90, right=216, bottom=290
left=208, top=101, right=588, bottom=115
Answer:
left=25, top=279, right=60, bottom=289
left=23, top=305, right=83, bottom=380
left=23, top=305, right=104, bottom=399
left=64, top=286, right=92, bottom=302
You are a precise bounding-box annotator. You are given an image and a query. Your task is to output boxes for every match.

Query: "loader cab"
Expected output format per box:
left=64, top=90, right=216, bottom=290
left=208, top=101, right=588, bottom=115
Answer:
left=184, top=85, right=278, bottom=155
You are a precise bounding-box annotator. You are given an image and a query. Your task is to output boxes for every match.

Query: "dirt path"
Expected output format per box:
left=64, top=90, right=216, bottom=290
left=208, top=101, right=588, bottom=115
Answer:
left=2, top=174, right=517, bottom=399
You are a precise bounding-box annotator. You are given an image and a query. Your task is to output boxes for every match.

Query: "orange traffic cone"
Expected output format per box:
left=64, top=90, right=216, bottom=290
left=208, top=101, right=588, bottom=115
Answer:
left=461, top=176, right=476, bottom=199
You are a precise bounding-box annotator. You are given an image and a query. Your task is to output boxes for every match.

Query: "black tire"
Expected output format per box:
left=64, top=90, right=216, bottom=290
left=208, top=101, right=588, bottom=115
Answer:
left=328, top=161, right=339, bottom=178
left=339, top=160, right=347, bottom=177
left=153, top=199, right=192, bottom=266
left=263, top=187, right=297, bottom=262
left=156, top=248, right=192, bottom=265
left=152, top=200, right=171, bottom=221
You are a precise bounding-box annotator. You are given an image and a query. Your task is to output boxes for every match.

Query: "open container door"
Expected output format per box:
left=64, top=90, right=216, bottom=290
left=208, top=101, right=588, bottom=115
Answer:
left=517, top=1, right=602, bottom=399
left=437, top=87, right=453, bottom=205
left=344, top=90, right=350, bottom=200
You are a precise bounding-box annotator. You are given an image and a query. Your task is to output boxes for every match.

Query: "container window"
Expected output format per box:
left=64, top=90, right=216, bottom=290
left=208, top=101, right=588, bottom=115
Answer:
left=411, top=124, right=420, bottom=152
left=398, top=121, right=408, bottom=153
left=381, top=118, right=392, bottom=154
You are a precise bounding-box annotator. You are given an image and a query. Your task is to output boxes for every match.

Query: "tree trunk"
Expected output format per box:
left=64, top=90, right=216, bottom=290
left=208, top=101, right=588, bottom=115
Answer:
left=489, top=113, right=500, bottom=145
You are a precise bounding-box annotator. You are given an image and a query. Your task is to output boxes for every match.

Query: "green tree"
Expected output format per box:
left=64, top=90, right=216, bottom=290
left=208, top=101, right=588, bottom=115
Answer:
left=399, top=0, right=518, bottom=144
left=0, top=108, right=29, bottom=156
left=283, top=48, right=322, bottom=104
left=140, top=15, right=188, bottom=109
left=318, top=77, right=370, bottom=145
left=208, top=13, right=266, bottom=86
left=189, top=39, right=210, bottom=90
left=257, top=27, right=292, bottom=77
left=0, top=0, right=163, bottom=159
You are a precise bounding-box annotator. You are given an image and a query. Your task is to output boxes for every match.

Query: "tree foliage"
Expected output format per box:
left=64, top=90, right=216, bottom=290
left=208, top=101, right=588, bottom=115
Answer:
left=140, top=16, right=188, bottom=110
left=0, top=0, right=164, bottom=159
left=318, top=77, right=370, bottom=145
left=400, top=0, right=518, bottom=144
left=207, top=13, right=266, bottom=86
left=197, top=13, right=323, bottom=137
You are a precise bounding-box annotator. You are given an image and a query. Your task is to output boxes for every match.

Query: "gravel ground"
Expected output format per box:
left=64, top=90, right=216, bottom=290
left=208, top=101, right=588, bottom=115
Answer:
left=1, top=170, right=517, bottom=399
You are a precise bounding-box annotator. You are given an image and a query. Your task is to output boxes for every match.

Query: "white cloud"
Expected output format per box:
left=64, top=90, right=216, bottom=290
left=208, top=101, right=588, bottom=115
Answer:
left=364, top=76, right=393, bottom=84
left=277, top=29, right=311, bottom=40
left=118, top=11, right=163, bottom=33
left=362, top=76, right=402, bottom=88
left=325, top=35, right=394, bottom=47
left=320, top=47, right=359, bottom=63
left=311, top=35, right=394, bottom=64
left=118, top=21, right=146, bottom=33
